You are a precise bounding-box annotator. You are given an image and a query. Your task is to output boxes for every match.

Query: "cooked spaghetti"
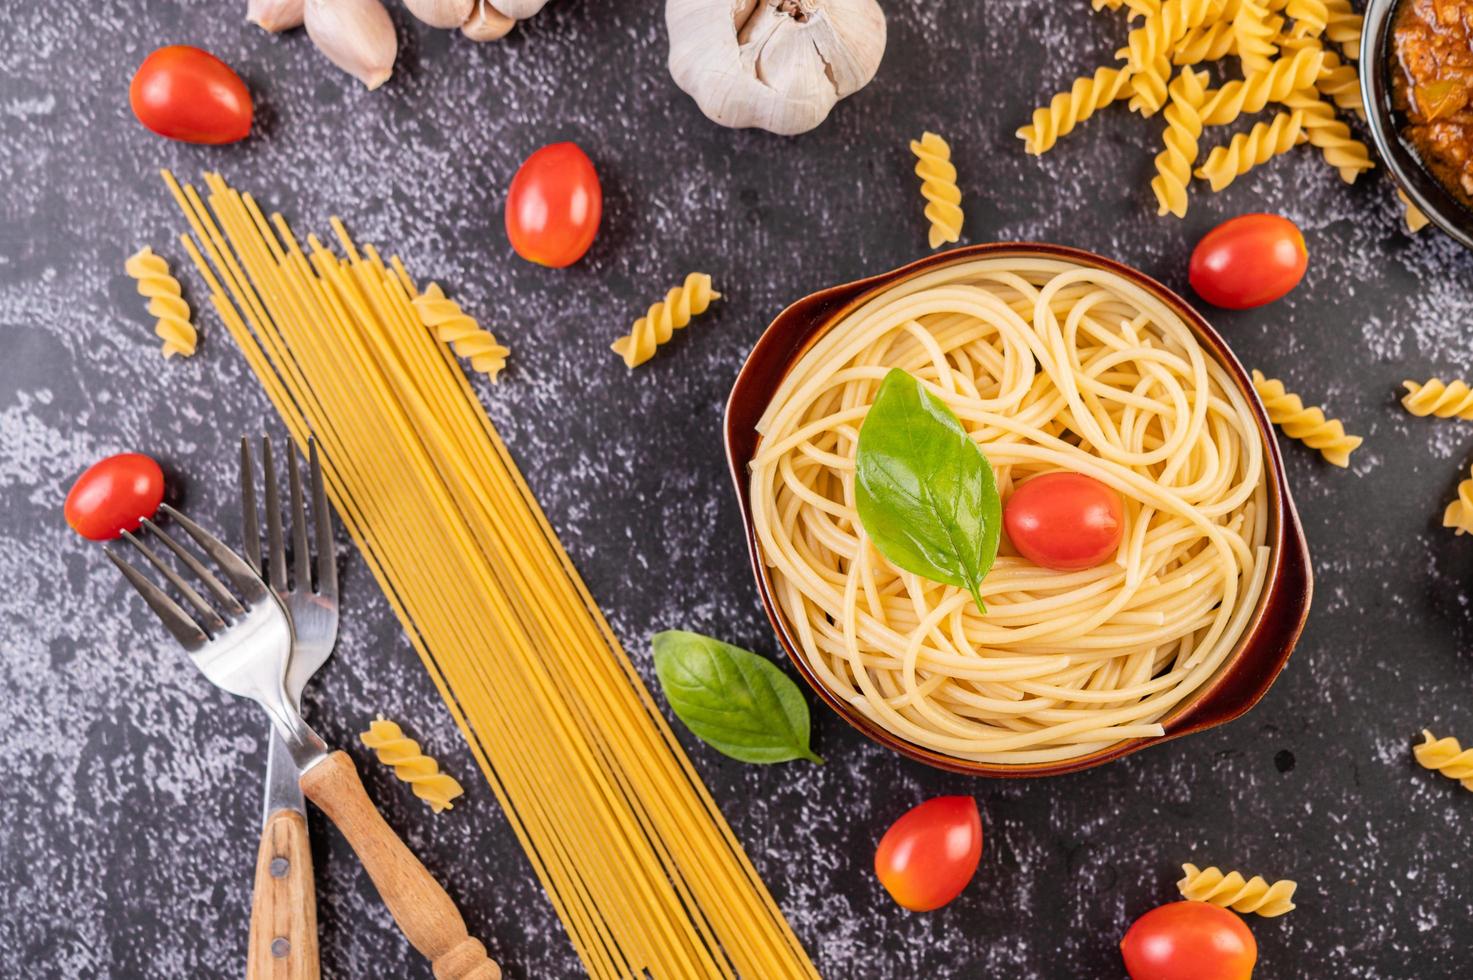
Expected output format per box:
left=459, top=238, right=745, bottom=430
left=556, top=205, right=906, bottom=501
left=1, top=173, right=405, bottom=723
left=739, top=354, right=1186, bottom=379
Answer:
left=750, top=257, right=1269, bottom=765
left=161, top=170, right=816, bottom=980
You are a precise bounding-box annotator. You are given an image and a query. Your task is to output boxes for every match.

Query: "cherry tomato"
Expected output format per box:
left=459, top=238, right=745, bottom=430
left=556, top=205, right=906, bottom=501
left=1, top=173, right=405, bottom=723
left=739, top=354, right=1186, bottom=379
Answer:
left=129, top=45, right=252, bottom=145
left=873, top=796, right=982, bottom=912
left=64, top=453, right=166, bottom=541
left=1189, top=214, right=1307, bottom=310
left=1121, top=901, right=1257, bottom=980
left=1004, top=471, right=1123, bottom=571
left=505, top=142, right=602, bottom=268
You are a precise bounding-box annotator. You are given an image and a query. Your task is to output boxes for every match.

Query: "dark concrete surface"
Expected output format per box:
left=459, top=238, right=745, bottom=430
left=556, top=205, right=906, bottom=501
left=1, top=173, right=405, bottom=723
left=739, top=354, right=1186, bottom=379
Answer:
left=3, top=1, right=1472, bottom=977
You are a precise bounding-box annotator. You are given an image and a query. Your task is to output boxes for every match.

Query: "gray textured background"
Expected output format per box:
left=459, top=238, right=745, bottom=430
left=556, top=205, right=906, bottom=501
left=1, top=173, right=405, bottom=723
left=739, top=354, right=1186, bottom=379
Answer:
left=3, top=1, right=1472, bottom=977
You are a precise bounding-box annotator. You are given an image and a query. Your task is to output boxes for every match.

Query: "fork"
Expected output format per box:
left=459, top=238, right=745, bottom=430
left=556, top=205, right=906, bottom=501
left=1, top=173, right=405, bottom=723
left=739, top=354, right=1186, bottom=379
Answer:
left=107, top=506, right=501, bottom=980
left=242, top=437, right=337, bottom=980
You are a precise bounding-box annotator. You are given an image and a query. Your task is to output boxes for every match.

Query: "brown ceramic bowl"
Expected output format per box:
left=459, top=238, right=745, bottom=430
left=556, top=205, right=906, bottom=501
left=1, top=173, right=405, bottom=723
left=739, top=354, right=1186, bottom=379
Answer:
left=723, top=244, right=1313, bottom=777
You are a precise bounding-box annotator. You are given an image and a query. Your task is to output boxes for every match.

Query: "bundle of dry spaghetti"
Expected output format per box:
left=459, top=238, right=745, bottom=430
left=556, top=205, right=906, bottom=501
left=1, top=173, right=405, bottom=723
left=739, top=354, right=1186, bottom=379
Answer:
left=161, top=170, right=816, bottom=980
left=751, top=257, right=1270, bottom=765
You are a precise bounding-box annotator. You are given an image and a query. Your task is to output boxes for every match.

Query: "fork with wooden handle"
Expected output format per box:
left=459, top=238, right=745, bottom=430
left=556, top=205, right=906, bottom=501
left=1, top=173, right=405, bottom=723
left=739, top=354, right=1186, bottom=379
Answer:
left=242, top=437, right=338, bottom=980
left=106, top=505, right=500, bottom=980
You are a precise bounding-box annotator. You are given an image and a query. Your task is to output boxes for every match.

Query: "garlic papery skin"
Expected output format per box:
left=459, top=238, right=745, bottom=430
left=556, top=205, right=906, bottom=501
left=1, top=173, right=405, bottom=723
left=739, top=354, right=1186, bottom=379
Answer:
left=667, top=0, right=886, bottom=136
left=488, top=0, right=551, bottom=18
left=305, top=0, right=398, bottom=90
left=248, top=0, right=306, bottom=31
left=402, top=0, right=474, bottom=29
left=462, top=0, right=516, bottom=40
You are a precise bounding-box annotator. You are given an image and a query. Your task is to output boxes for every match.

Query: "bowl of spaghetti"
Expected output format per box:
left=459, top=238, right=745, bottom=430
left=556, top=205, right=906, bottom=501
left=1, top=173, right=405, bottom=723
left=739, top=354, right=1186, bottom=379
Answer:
left=725, top=244, right=1312, bottom=777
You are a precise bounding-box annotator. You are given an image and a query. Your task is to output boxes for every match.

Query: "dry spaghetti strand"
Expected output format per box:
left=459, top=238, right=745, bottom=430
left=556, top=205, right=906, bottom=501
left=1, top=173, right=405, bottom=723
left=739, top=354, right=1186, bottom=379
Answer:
left=162, top=169, right=818, bottom=980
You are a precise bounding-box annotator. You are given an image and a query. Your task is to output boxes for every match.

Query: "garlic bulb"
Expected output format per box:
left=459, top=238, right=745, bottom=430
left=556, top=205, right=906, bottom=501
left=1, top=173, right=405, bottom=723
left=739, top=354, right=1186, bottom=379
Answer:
left=488, top=0, right=550, bottom=17
left=462, top=0, right=516, bottom=40
left=667, top=0, right=886, bottom=136
left=402, top=0, right=474, bottom=28
left=248, top=0, right=305, bottom=31
left=305, top=0, right=398, bottom=90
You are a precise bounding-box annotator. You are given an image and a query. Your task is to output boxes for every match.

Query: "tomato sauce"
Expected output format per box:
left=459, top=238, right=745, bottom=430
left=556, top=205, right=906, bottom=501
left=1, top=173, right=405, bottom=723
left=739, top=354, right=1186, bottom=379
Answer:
left=1393, top=0, right=1473, bottom=207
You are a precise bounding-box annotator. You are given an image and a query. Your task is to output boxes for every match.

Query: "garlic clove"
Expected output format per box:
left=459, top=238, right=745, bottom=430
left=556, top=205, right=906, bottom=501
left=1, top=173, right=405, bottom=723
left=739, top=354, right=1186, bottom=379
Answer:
left=402, top=0, right=474, bottom=29
left=488, top=0, right=550, bottom=18
left=667, top=0, right=887, bottom=136
left=305, top=0, right=398, bottom=90
left=248, top=0, right=306, bottom=31
left=462, top=0, right=516, bottom=40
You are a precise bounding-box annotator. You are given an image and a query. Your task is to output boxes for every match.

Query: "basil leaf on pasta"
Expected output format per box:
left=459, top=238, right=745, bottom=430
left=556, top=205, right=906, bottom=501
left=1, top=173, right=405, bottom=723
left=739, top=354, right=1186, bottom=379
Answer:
left=652, top=630, right=822, bottom=765
left=854, top=367, right=1001, bottom=611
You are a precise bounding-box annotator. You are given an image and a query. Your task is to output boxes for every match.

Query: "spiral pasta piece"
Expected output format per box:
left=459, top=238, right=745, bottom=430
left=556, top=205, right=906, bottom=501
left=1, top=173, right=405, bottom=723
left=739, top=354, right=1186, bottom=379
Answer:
left=1323, top=0, right=1361, bottom=57
left=1399, top=189, right=1430, bottom=233
left=1152, top=68, right=1209, bottom=217
left=1282, top=89, right=1373, bottom=183
left=1252, top=369, right=1362, bottom=467
left=1177, top=864, right=1298, bottom=917
left=1445, top=466, right=1473, bottom=535
left=1402, top=379, right=1473, bottom=420
left=1174, top=19, right=1237, bottom=63
left=1415, top=730, right=1473, bottom=788
left=1234, top=0, right=1279, bottom=76
left=1194, top=110, right=1305, bottom=191
left=1017, top=67, right=1133, bottom=154
left=1121, top=0, right=1216, bottom=114
left=412, top=283, right=509, bottom=381
left=360, top=716, right=465, bottom=813
left=1286, top=0, right=1327, bottom=37
left=125, top=246, right=197, bottom=359
left=910, top=131, right=963, bottom=249
left=1200, top=46, right=1323, bottom=125
left=610, top=273, right=721, bottom=368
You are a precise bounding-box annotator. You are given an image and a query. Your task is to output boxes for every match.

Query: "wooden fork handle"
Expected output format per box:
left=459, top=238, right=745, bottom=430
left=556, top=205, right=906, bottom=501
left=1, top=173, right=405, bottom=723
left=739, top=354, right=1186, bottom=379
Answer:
left=246, top=809, right=320, bottom=980
left=300, top=751, right=500, bottom=980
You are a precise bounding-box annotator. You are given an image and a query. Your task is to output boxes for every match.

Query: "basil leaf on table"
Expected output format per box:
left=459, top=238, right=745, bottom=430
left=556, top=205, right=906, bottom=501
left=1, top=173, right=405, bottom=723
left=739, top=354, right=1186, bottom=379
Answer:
left=855, top=367, right=1001, bottom=611
left=652, top=630, right=823, bottom=765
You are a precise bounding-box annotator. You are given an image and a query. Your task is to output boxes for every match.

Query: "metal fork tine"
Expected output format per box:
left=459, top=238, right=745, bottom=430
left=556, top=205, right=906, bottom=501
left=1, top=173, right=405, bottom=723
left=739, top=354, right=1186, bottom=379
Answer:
left=159, top=503, right=271, bottom=605
left=140, top=517, right=245, bottom=618
left=106, top=547, right=209, bottom=650
left=263, top=438, right=288, bottom=591
left=240, top=437, right=262, bottom=575
left=287, top=443, right=312, bottom=592
left=309, top=439, right=337, bottom=600
left=121, top=530, right=228, bottom=636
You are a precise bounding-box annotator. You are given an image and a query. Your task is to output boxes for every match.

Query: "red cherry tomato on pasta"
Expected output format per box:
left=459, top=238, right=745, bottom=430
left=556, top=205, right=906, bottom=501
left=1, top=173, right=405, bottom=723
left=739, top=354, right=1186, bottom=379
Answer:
left=1188, top=214, right=1307, bottom=310
left=1003, top=472, right=1123, bottom=571
left=873, top=796, right=982, bottom=912
left=505, top=142, right=602, bottom=268
left=129, top=46, right=253, bottom=145
left=1121, top=901, right=1257, bottom=980
left=64, top=453, right=166, bottom=541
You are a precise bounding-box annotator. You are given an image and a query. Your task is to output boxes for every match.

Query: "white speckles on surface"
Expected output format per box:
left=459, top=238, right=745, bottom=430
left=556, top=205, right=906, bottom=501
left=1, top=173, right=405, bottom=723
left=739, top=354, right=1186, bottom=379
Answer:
left=3, top=0, right=1473, bottom=978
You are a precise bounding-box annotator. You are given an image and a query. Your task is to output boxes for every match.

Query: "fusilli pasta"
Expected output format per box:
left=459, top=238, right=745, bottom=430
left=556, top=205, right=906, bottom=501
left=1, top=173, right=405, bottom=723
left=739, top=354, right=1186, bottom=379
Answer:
left=1017, top=67, right=1133, bottom=155
left=1199, top=46, right=1323, bottom=126
left=1252, top=369, right=1362, bottom=467
left=1173, top=19, right=1236, bottom=63
left=1282, top=89, right=1374, bottom=183
left=125, top=246, right=197, bottom=359
left=1194, top=110, right=1305, bottom=191
left=1444, top=465, right=1473, bottom=535
left=1286, top=0, right=1327, bottom=37
left=1402, top=379, right=1473, bottom=420
left=1121, top=0, right=1216, bottom=114
left=360, top=715, right=465, bottom=813
left=412, top=283, right=509, bottom=382
left=1322, top=0, right=1362, bottom=58
left=610, top=273, right=721, bottom=368
left=1414, top=730, right=1473, bottom=789
left=1233, top=0, right=1279, bottom=76
left=911, top=131, right=963, bottom=249
left=1152, top=68, right=1209, bottom=217
left=1177, top=863, right=1298, bottom=917
left=1399, top=189, right=1430, bottom=233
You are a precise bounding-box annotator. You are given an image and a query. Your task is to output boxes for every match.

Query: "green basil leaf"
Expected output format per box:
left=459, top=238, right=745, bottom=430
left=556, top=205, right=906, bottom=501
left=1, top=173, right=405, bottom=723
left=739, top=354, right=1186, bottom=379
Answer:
left=652, top=630, right=822, bottom=765
left=854, top=367, right=1001, bottom=611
